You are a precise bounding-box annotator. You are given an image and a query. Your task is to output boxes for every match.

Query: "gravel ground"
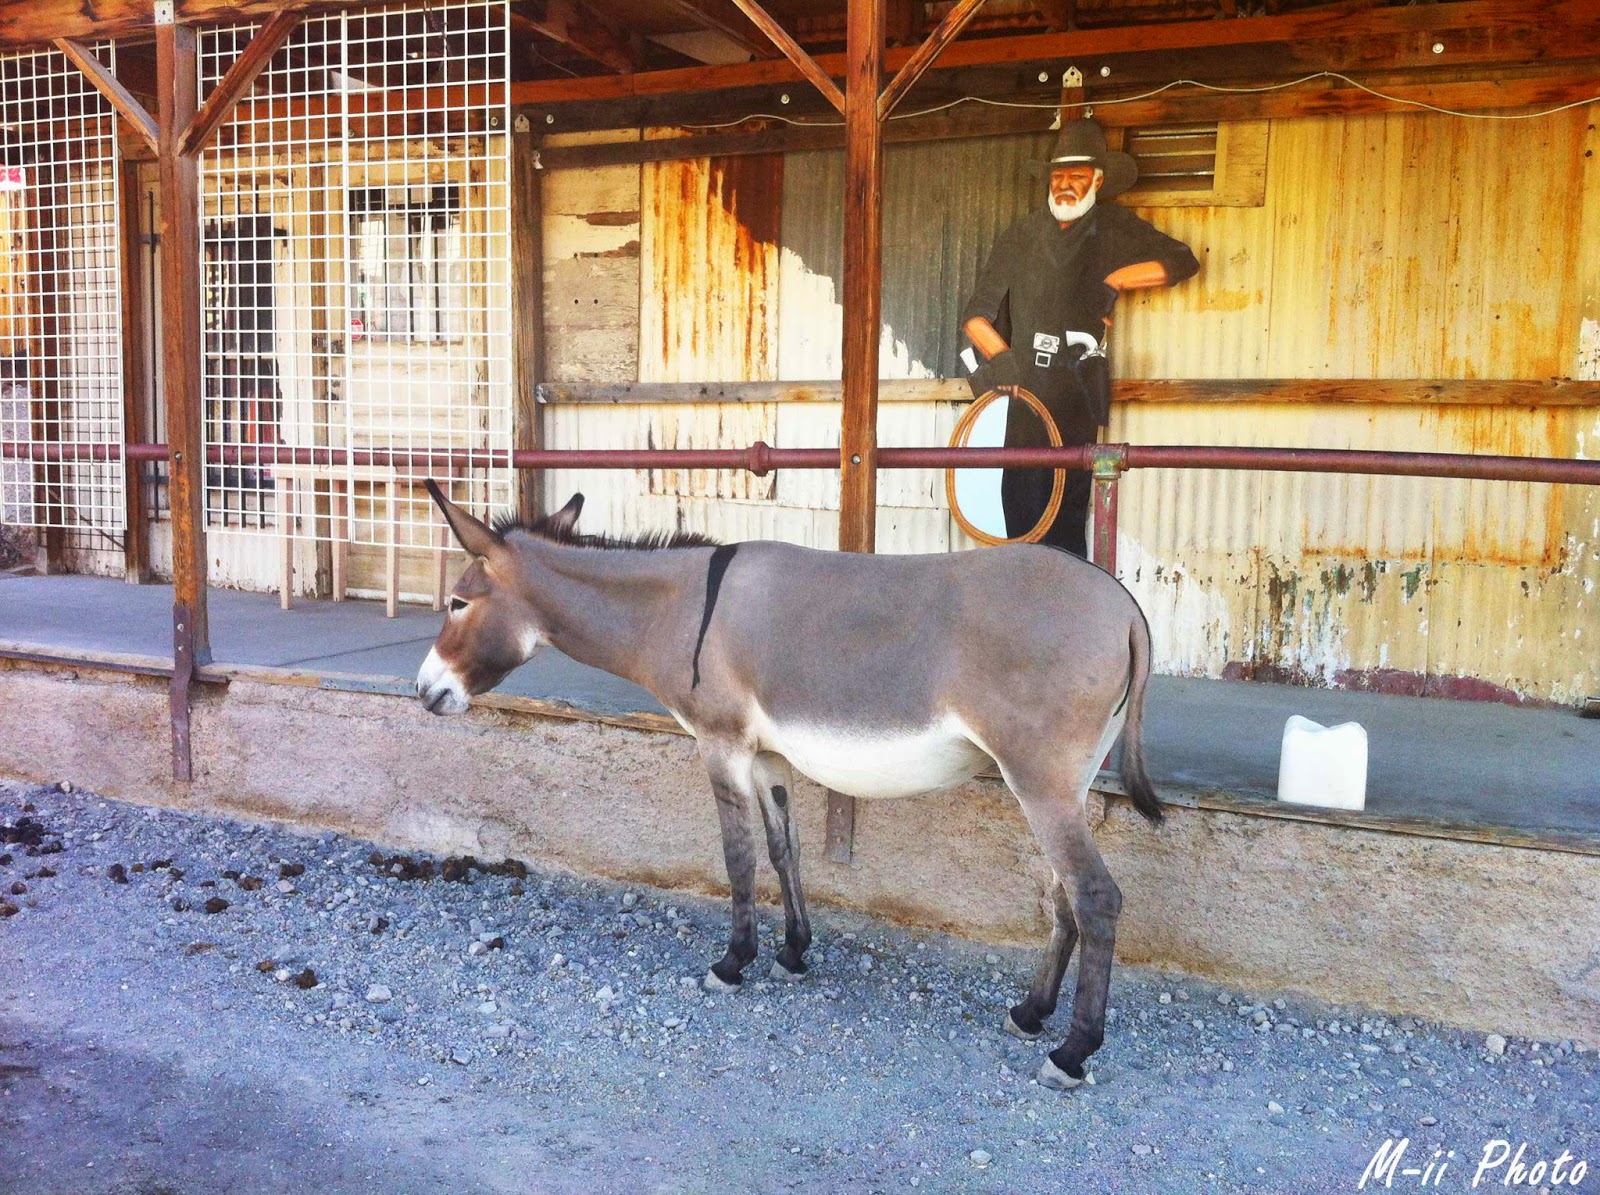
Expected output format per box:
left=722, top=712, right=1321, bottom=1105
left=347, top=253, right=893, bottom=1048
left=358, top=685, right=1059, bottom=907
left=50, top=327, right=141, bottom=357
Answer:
left=2, top=778, right=1596, bottom=1195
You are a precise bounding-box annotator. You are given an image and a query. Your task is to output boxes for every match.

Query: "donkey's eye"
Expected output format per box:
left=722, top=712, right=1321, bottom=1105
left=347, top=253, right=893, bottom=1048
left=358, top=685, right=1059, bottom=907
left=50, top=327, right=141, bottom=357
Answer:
left=449, top=597, right=469, bottom=614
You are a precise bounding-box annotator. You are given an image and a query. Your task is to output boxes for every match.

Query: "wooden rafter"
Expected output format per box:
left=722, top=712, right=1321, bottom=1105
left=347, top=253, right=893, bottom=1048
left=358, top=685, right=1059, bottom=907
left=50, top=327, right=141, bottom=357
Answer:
left=510, top=0, right=1600, bottom=106
left=510, top=2, right=636, bottom=75
left=52, top=38, right=158, bottom=152
left=877, top=0, right=987, bottom=119
left=727, top=0, right=846, bottom=114
left=180, top=9, right=300, bottom=157
left=656, top=0, right=781, bottom=60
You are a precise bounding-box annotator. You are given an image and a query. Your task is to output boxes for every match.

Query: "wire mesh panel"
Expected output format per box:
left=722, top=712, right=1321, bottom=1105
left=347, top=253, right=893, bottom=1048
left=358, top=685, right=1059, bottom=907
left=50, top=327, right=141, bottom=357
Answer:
left=199, top=2, right=511, bottom=550
left=0, top=44, right=124, bottom=535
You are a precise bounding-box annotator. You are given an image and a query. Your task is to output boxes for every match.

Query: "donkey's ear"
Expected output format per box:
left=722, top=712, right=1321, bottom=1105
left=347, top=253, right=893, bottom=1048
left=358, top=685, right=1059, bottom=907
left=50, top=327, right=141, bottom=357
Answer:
left=545, top=492, right=584, bottom=537
left=424, top=479, right=503, bottom=558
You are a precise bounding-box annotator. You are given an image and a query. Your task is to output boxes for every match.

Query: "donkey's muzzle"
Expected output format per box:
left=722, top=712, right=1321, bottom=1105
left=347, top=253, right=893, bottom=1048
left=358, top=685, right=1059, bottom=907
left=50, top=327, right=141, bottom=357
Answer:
left=417, top=647, right=471, bottom=716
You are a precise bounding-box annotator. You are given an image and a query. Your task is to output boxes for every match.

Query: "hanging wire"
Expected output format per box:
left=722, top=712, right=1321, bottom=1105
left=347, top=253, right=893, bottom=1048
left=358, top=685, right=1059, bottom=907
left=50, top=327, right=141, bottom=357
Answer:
left=679, top=70, right=1600, bottom=131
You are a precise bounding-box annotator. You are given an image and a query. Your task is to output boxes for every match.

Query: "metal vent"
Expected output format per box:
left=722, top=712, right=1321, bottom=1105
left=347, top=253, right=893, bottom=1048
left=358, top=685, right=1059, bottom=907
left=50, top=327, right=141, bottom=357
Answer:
left=1125, top=124, right=1219, bottom=193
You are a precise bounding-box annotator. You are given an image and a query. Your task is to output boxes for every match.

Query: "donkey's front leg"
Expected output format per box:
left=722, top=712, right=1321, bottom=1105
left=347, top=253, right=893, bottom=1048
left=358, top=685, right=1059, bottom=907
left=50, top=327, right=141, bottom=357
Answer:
left=703, top=749, right=760, bottom=992
left=753, top=752, right=810, bottom=981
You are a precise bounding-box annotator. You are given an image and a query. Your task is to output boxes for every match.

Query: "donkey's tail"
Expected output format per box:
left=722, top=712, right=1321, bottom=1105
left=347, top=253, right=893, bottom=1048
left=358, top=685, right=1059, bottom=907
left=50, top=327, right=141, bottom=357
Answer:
left=1121, top=612, right=1163, bottom=825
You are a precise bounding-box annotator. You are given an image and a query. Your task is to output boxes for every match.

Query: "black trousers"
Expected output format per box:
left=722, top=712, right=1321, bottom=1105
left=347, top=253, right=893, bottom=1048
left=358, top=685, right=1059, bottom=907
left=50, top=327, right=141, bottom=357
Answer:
left=1002, top=464, right=1092, bottom=557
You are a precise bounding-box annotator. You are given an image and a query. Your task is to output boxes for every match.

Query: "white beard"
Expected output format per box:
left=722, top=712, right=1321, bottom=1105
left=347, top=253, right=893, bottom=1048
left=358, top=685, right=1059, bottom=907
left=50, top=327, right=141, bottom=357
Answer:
left=1048, top=188, right=1098, bottom=222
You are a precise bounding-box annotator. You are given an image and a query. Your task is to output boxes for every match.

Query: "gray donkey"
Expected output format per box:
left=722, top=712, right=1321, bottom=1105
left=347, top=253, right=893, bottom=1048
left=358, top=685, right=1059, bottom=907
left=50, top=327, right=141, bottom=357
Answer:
left=415, top=482, right=1163, bottom=1090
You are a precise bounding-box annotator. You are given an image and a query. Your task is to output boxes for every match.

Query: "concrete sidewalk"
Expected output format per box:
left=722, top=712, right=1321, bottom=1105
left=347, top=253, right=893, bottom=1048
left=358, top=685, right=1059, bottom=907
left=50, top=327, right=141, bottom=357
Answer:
left=3, top=571, right=1597, bottom=837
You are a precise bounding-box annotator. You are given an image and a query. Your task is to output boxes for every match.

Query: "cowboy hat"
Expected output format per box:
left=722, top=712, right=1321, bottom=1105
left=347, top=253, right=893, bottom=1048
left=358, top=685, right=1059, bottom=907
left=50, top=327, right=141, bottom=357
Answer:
left=1039, top=119, right=1138, bottom=199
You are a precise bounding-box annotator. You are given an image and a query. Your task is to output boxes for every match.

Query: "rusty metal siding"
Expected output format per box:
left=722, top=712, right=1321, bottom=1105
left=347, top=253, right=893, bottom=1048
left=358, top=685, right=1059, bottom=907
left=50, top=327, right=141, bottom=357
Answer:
left=540, top=106, right=1600, bottom=698
left=640, top=151, right=783, bottom=382
left=777, top=133, right=1050, bottom=381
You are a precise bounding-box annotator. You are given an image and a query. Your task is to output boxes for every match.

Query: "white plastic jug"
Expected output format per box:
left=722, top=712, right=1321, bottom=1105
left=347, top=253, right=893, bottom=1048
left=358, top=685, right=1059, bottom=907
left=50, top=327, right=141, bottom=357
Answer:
left=1277, top=715, right=1368, bottom=811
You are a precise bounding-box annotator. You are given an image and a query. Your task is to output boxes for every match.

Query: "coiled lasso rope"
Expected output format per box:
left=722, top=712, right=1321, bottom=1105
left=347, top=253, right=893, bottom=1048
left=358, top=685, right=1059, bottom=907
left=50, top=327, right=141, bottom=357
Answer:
left=944, top=386, right=1065, bottom=546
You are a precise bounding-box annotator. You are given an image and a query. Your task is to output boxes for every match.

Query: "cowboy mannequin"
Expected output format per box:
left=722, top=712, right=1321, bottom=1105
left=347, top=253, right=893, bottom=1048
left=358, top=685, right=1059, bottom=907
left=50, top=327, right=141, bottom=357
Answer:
left=961, top=119, right=1199, bottom=556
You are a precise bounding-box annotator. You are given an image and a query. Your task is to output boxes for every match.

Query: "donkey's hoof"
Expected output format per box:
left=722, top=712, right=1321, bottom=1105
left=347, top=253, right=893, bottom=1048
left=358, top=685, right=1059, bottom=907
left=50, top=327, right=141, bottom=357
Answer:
left=1004, top=1013, right=1041, bottom=1042
left=703, top=969, right=742, bottom=993
left=1036, top=1058, right=1095, bottom=1091
left=770, top=961, right=806, bottom=983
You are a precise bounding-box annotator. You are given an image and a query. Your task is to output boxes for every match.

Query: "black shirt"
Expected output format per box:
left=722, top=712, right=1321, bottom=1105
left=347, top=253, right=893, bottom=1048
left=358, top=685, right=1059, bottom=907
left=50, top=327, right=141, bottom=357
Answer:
left=960, top=203, right=1199, bottom=439
left=962, top=202, right=1199, bottom=350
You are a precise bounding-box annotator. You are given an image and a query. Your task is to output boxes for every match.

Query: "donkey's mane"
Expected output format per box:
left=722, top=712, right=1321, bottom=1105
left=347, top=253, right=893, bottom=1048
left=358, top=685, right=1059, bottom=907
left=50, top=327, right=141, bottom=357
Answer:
left=492, top=512, right=719, bottom=551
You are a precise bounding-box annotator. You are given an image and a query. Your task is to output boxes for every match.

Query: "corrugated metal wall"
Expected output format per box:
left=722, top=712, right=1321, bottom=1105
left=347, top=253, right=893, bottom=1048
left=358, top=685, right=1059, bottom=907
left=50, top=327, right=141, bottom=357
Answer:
left=541, top=105, right=1600, bottom=703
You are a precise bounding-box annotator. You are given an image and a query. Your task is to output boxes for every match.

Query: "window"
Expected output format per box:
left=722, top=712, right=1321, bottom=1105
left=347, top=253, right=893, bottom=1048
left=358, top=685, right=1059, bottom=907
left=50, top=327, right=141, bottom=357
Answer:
left=348, top=185, right=467, bottom=343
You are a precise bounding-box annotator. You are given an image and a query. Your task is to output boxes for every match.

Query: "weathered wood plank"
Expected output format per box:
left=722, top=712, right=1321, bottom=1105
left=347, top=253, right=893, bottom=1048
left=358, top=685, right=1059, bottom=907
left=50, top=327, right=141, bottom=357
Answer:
left=535, top=67, right=1600, bottom=169
left=536, top=378, right=1600, bottom=407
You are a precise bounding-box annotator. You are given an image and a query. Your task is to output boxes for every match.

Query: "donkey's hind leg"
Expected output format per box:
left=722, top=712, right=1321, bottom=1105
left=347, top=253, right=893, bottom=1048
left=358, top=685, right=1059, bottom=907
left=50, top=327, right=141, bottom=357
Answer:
left=1008, top=766, right=1123, bottom=1090
left=753, top=752, right=811, bottom=981
left=703, top=748, right=761, bottom=992
left=1005, top=875, right=1079, bottom=1040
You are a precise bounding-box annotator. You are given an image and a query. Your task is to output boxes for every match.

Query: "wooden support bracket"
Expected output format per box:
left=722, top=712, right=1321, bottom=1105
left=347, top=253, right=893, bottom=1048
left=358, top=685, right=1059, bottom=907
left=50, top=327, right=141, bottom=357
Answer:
left=877, top=0, right=987, bottom=120
left=727, top=0, right=845, bottom=113
left=180, top=9, right=300, bottom=157
left=53, top=38, right=158, bottom=153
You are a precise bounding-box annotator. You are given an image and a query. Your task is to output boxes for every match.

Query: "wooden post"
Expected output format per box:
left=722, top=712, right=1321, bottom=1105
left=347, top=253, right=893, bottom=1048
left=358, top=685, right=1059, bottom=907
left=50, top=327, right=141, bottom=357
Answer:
left=118, top=159, right=152, bottom=583
left=511, top=112, right=546, bottom=524
left=838, top=0, right=884, bottom=555
left=826, top=0, right=888, bottom=865
left=157, top=20, right=210, bottom=781
left=24, top=152, right=67, bottom=572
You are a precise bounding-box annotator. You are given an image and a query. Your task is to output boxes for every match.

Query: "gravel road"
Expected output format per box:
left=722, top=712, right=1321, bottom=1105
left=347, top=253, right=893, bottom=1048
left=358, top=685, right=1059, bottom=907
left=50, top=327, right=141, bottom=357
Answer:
left=2, top=778, right=1595, bottom=1194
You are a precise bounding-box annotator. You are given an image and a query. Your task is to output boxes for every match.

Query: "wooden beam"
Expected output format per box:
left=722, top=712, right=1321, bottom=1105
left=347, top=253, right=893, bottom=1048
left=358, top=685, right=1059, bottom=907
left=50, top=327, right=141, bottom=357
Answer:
left=510, top=3, right=637, bottom=75
left=534, top=378, right=1600, bottom=406
left=156, top=22, right=211, bottom=668
left=1092, top=69, right=1600, bottom=127
left=878, top=0, right=988, bottom=120
left=656, top=0, right=781, bottom=60
left=726, top=0, right=846, bottom=114
left=511, top=117, right=546, bottom=525
left=5, top=0, right=325, bottom=47
left=179, top=9, right=299, bottom=157
left=533, top=64, right=1600, bottom=168
left=117, top=159, right=152, bottom=584
left=53, top=38, right=158, bottom=153
left=508, top=0, right=1600, bottom=108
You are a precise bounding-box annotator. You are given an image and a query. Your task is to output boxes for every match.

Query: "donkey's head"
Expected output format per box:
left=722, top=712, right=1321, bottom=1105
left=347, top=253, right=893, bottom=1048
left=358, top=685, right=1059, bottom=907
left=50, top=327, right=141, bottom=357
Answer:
left=415, top=480, right=582, bottom=715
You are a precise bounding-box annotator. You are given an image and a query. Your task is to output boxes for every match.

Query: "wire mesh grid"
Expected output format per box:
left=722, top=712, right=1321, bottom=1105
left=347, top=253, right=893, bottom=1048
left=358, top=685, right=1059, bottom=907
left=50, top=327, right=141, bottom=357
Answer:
left=0, top=44, right=125, bottom=536
left=199, top=1, right=512, bottom=550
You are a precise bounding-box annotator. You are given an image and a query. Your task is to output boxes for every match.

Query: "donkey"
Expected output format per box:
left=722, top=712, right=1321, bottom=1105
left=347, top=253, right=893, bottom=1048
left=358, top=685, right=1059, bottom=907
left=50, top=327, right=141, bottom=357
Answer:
left=415, top=482, right=1163, bottom=1090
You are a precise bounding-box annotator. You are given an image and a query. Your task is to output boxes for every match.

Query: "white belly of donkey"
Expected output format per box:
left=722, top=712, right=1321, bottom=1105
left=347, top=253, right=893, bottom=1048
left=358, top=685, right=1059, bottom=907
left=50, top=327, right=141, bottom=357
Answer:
left=751, top=707, right=991, bottom=800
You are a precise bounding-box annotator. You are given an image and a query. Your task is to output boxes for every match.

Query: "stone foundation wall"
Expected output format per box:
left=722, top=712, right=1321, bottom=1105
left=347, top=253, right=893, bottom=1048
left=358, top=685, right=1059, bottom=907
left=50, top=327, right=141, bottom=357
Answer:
left=2, top=659, right=1595, bottom=1044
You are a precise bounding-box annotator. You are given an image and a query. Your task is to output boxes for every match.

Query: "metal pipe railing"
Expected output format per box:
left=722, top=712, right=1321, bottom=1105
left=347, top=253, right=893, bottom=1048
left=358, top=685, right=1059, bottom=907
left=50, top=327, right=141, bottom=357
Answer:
left=7, top=440, right=1600, bottom=486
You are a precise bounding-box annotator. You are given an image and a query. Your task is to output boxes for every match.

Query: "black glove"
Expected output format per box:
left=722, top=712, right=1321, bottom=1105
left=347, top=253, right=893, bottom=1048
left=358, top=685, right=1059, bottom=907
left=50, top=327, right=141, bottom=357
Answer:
left=966, top=347, right=1023, bottom=400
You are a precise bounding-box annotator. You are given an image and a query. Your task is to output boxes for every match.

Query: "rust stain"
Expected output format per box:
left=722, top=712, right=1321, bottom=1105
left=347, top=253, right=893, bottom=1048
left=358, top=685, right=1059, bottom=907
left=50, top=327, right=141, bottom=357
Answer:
left=1245, top=665, right=1557, bottom=710
left=583, top=211, right=640, bottom=227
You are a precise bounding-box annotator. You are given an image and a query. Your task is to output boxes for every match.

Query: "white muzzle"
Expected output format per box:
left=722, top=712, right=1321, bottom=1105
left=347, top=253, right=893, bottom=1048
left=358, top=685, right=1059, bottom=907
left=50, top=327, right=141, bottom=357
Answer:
left=416, top=647, right=470, bottom=716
